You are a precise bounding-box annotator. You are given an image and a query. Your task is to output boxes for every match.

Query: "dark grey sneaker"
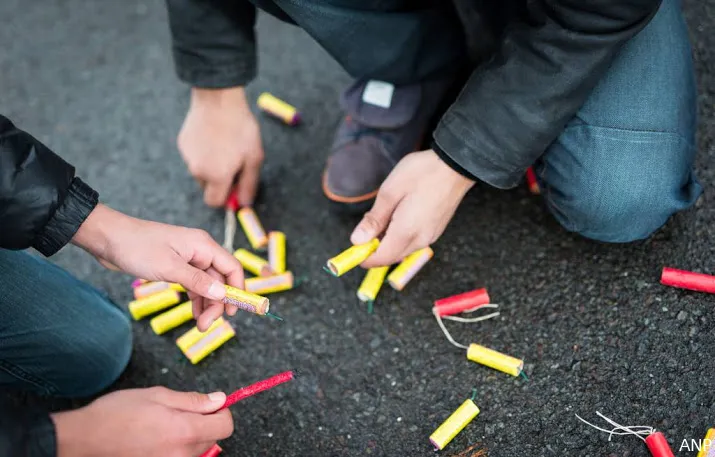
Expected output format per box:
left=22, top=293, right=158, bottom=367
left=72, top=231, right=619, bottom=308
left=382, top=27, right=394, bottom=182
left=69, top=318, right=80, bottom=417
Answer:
left=322, top=77, right=453, bottom=212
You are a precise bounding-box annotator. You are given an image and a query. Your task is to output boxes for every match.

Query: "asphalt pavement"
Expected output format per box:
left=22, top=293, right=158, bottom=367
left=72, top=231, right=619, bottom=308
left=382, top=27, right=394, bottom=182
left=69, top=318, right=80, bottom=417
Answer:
left=1, top=1, right=713, bottom=456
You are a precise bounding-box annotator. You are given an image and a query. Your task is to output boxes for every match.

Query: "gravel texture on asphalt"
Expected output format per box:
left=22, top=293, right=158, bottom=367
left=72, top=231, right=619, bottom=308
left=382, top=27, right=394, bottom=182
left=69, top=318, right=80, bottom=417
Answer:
left=2, top=1, right=713, bottom=455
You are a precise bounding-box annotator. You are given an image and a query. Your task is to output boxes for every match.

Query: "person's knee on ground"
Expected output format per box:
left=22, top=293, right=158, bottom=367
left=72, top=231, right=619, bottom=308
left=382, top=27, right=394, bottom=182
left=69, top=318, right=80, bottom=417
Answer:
left=50, top=307, right=133, bottom=398
left=534, top=0, right=701, bottom=243
left=538, top=126, right=701, bottom=243
left=0, top=249, right=133, bottom=398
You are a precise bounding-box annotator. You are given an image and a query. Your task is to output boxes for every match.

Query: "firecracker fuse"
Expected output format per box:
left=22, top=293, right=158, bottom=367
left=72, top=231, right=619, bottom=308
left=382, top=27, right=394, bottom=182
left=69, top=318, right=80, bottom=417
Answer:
left=257, top=92, right=301, bottom=126
left=237, top=207, right=268, bottom=250
left=268, top=231, right=287, bottom=274
left=576, top=412, right=675, bottom=457
left=387, top=247, right=433, bottom=291
left=128, top=289, right=182, bottom=320
left=325, top=239, right=380, bottom=277
left=150, top=301, right=193, bottom=335
left=233, top=249, right=272, bottom=277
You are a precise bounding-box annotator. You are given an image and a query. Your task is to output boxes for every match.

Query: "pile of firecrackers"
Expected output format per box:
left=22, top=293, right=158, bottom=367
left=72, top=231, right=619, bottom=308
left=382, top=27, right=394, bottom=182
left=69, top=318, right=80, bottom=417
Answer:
left=126, top=94, right=714, bottom=457
left=126, top=92, right=301, bottom=369
left=127, top=201, right=293, bottom=364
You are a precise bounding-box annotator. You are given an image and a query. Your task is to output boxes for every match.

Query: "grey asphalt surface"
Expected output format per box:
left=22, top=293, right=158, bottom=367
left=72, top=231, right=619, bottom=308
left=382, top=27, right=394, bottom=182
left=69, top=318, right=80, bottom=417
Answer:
left=1, top=1, right=714, bottom=456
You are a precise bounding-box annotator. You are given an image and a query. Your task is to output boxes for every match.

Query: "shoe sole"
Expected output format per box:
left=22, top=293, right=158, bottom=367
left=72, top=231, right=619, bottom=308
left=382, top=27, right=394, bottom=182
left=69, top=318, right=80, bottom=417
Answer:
left=322, top=170, right=378, bottom=214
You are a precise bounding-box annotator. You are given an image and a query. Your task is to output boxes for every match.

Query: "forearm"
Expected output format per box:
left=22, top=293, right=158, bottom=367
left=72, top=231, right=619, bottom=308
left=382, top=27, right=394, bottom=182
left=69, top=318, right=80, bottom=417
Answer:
left=165, top=0, right=258, bottom=88
left=433, top=0, right=661, bottom=188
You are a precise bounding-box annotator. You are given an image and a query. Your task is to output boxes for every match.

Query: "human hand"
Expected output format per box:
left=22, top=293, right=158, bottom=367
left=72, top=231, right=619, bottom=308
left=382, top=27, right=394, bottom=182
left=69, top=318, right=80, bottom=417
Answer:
left=178, top=87, right=264, bottom=207
left=52, top=387, right=233, bottom=457
left=72, top=204, right=244, bottom=330
left=350, top=149, right=474, bottom=267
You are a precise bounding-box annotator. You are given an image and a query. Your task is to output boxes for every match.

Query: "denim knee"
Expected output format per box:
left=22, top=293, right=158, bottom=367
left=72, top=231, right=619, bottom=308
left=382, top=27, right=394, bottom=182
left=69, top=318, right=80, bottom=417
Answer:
left=541, top=126, right=701, bottom=243
left=547, top=181, right=678, bottom=243
left=54, top=308, right=133, bottom=398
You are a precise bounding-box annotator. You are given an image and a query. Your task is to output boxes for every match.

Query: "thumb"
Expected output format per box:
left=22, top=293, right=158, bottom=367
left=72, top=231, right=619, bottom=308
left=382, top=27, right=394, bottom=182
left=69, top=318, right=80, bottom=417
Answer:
left=350, top=189, right=400, bottom=245
left=175, top=263, right=226, bottom=301
left=153, top=389, right=227, bottom=414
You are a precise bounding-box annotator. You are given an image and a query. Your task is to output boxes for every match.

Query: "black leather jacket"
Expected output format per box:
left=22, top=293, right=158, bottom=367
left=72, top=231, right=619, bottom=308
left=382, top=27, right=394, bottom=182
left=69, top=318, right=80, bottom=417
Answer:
left=166, top=0, right=661, bottom=188
left=0, top=115, right=98, bottom=457
left=0, top=115, right=98, bottom=257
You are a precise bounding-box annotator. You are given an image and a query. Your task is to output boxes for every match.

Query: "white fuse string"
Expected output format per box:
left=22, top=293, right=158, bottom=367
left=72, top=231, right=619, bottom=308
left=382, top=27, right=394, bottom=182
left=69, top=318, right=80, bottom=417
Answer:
left=434, top=304, right=501, bottom=350
left=575, top=411, right=655, bottom=442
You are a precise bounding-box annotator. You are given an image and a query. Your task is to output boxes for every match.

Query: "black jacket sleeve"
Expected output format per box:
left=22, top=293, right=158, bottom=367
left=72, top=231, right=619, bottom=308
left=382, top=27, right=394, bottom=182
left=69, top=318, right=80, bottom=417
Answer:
left=0, top=115, right=98, bottom=256
left=433, top=0, right=661, bottom=188
left=0, top=400, right=56, bottom=457
left=165, top=0, right=258, bottom=88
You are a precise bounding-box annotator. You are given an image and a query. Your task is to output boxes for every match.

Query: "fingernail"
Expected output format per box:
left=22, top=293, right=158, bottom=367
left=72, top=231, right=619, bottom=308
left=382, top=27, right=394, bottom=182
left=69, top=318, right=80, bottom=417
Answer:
left=208, top=282, right=225, bottom=300
left=351, top=227, right=370, bottom=245
left=208, top=392, right=226, bottom=403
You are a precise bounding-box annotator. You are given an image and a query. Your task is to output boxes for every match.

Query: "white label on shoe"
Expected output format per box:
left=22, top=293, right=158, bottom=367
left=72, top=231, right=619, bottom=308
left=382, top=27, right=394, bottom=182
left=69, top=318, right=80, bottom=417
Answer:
left=362, top=80, right=394, bottom=109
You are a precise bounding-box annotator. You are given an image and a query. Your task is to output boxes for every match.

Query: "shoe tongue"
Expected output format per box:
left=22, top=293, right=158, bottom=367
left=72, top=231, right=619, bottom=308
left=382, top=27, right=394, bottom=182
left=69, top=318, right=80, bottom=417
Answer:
left=341, top=80, right=422, bottom=129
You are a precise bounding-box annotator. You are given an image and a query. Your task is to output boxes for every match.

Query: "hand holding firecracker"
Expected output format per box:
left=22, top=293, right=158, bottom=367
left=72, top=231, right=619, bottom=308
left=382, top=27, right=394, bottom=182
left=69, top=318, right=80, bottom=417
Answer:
left=51, top=387, right=233, bottom=457
left=351, top=149, right=474, bottom=268
left=177, top=86, right=264, bottom=208
left=74, top=204, right=245, bottom=332
left=198, top=370, right=297, bottom=457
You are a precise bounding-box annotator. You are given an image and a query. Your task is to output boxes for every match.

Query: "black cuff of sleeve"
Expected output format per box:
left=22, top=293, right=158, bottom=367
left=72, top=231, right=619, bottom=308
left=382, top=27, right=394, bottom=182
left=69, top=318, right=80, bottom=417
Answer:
left=26, top=409, right=57, bottom=457
left=33, top=177, right=99, bottom=256
left=0, top=401, right=57, bottom=457
left=174, top=54, right=257, bottom=89
left=431, top=140, right=477, bottom=181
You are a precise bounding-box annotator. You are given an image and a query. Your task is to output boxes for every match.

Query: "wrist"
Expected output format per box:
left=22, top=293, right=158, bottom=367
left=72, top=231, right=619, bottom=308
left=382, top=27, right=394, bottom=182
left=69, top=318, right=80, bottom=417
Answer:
left=429, top=149, right=475, bottom=192
left=190, top=86, right=250, bottom=111
left=430, top=141, right=477, bottom=184
left=71, top=204, right=125, bottom=260
left=52, top=409, right=96, bottom=457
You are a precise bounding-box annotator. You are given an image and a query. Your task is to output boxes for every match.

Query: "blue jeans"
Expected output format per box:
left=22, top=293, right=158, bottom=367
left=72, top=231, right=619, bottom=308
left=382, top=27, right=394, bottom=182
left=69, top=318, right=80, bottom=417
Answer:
left=535, top=0, right=701, bottom=242
left=260, top=0, right=700, bottom=242
left=0, top=249, right=132, bottom=398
